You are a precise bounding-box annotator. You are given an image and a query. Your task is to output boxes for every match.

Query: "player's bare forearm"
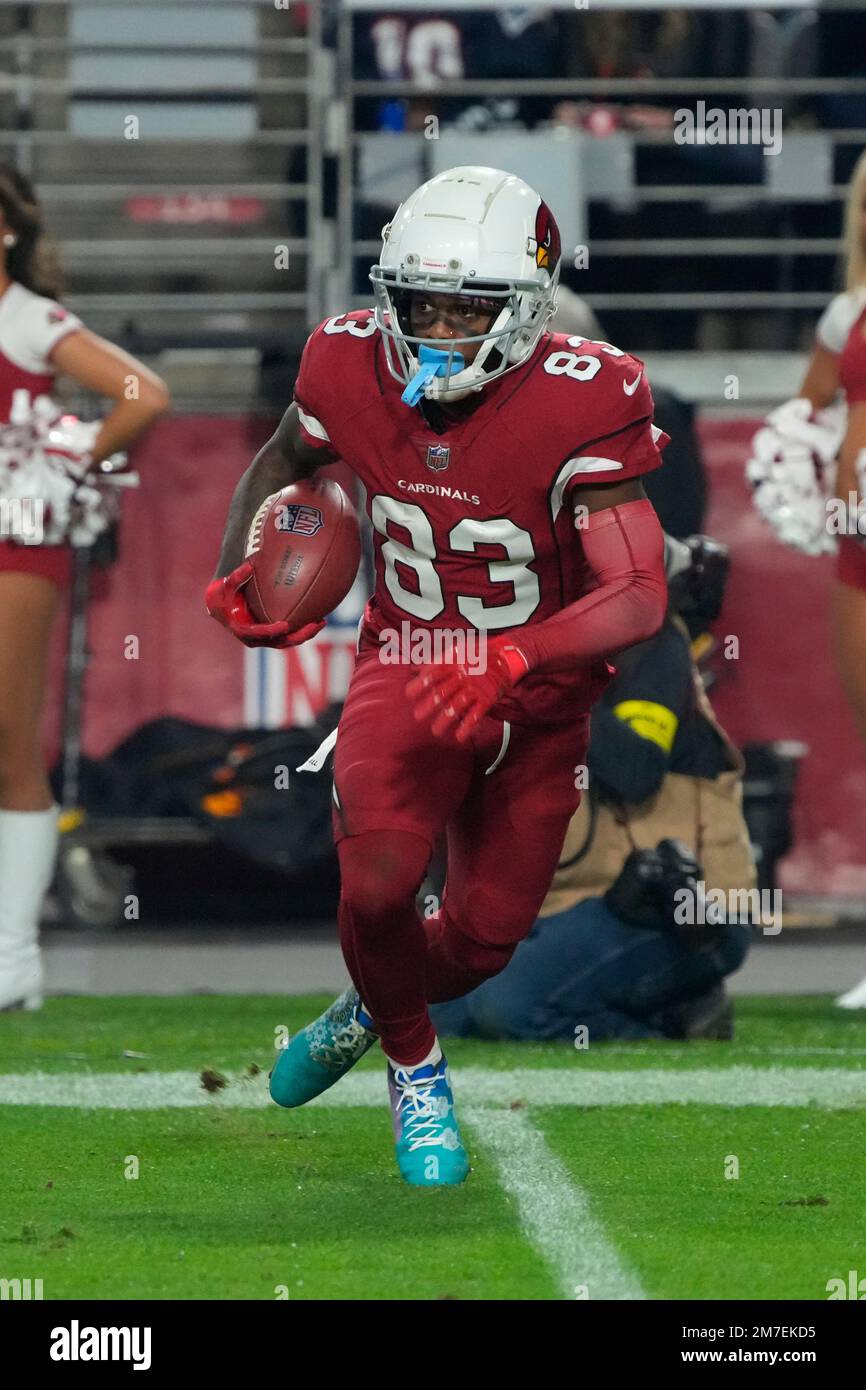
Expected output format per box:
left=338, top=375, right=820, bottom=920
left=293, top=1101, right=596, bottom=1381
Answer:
left=215, top=442, right=295, bottom=578
left=214, top=402, right=337, bottom=578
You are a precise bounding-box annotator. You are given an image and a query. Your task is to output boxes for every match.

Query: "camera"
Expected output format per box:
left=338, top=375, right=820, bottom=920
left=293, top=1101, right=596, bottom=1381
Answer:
left=605, top=837, right=702, bottom=931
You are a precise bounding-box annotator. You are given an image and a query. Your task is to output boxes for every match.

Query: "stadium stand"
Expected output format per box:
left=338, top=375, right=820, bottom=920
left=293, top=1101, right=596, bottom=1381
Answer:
left=340, top=0, right=866, bottom=390
left=0, top=0, right=324, bottom=407
left=0, top=0, right=863, bottom=405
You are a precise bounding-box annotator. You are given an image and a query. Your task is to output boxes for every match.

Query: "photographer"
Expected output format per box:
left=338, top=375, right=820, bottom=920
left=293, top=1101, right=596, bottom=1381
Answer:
left=430, top=536, right=755, bottom=1044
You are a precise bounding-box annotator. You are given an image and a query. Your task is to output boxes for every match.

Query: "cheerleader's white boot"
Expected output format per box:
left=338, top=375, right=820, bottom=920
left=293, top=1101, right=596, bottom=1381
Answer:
left=836, top=973, right=866, bottom=1010
left=0, top=805, right=58, bottom=1012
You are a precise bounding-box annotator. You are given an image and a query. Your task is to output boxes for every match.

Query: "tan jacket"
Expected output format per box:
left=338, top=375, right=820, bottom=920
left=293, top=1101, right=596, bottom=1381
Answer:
left=540, top=652, right=757, bottom=918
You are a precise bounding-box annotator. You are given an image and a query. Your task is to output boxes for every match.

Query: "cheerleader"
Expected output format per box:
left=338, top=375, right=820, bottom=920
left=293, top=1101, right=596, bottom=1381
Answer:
left=0, top=165, right=169, bottom=1011
left=820, top=159, right=866, bottom=747
left=826, top=156, right=866, bottom=1009
left=747, top=149, right=866, bottom=1008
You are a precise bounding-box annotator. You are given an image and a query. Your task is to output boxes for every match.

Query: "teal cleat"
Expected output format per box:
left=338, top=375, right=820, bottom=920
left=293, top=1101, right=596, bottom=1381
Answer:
left=387, top=1055, right=470, bottom=1187
left=269, top=987, right=378, bottom=1109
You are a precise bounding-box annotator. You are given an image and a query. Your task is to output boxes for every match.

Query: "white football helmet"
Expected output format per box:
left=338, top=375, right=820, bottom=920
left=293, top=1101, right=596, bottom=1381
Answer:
left=370, top=166, right=562, bottom=403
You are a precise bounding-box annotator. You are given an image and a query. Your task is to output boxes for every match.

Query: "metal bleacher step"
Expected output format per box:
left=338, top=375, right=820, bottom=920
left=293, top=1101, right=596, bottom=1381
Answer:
left=140, top=348, right=261, bottom=405
left=0, top=0, right=322, bottom=376
left=29, top=138, right=299, bottom=183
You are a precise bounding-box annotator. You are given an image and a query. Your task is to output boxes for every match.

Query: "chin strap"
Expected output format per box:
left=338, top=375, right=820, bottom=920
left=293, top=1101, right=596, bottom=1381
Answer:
left=401, top=345, right=466, bottom=406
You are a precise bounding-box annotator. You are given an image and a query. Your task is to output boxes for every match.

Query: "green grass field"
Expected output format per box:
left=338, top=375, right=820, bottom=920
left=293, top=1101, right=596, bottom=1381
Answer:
left=1, top=995, right=865, bottom=1301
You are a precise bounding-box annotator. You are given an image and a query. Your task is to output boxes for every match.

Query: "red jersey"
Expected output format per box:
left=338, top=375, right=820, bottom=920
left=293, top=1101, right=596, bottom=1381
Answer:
left=294, top=309, right=668, bottom=724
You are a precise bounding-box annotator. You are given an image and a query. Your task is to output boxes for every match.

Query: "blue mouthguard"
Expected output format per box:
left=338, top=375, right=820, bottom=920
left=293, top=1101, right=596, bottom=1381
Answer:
left=401, top=345, right=466, bottom=406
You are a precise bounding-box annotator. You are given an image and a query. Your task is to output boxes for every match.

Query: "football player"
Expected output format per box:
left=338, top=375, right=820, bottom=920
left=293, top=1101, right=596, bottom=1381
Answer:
left=207, top=167, right=669, bottom=1186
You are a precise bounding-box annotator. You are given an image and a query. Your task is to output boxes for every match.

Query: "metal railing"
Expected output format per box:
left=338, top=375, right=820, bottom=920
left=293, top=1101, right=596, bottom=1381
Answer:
left=0, top=0, right=863, bottom=380
left=0, top=0, right=332, bottom=340
left=331, top=0, right=866, bottom=342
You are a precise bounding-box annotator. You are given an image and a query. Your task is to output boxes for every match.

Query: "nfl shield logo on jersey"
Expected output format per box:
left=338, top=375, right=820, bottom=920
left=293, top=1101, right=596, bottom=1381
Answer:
left=426, top=444, right=450, bottom=472
left=275, top=503, right=324, bottom=536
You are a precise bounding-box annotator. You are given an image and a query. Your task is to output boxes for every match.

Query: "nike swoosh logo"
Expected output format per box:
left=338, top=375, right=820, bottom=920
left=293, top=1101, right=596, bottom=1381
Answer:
left=622, top=373, right=642, bottom=396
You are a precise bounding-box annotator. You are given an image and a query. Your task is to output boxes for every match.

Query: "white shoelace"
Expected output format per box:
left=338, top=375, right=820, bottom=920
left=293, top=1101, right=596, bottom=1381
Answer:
left=393, top=1070, right=451, bottom=1151
left=317, top=1017, right=373, bottom=1068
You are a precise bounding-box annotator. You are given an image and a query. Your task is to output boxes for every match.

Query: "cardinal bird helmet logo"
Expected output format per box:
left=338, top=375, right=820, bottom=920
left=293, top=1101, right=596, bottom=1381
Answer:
left=527, top=201, right=561, bottom=277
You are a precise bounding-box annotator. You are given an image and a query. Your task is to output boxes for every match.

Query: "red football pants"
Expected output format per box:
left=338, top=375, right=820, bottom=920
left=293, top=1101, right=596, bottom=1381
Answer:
left=332, top=653, right=590, bottom=1065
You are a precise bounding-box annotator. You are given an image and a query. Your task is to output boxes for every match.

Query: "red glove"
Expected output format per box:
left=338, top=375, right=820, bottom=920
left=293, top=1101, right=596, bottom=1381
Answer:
left=205, top=561, right=325, bottom=649
left=406, top=636, right=529, bottom=743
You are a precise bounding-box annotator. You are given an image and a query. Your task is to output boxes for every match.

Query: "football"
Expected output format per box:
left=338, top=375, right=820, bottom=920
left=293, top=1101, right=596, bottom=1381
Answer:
left=243, top=478, right=361, bottom=629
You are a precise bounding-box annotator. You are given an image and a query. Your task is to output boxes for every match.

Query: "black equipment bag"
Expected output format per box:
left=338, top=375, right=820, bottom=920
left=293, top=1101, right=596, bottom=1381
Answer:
left=51, top=707, right=342, bottom=880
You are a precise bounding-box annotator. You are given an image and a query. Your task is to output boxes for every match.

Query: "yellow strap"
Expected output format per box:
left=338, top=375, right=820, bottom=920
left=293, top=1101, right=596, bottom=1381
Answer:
left=612, top=699, right=679, bottom=753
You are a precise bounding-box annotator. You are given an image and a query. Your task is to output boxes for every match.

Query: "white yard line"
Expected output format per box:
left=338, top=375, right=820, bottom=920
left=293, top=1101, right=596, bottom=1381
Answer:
left=597, top=1045, right=866, bottom=1058
left=464, top=1106, right=646, bottom=1301
left=0, top=1065, right=864, bottom=1109
left=745, top=1046, right=866, bottom=1058
left=2, top=1064, right=860, bottom=1305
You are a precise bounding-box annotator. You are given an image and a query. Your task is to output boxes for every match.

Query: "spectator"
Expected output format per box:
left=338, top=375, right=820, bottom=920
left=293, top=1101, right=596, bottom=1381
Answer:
left=352, top=7, right=558, bottom=134
left=552, top=9, right=728, bottom=137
